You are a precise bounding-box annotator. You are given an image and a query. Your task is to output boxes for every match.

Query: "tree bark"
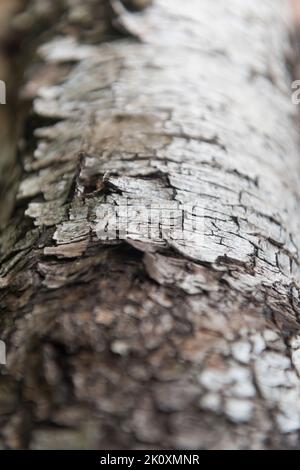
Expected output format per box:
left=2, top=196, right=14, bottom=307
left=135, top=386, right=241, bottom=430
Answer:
left=1, top=0, right=300, bottom=450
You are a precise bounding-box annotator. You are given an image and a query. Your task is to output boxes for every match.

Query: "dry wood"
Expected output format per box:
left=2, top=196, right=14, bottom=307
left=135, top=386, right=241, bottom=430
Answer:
left=1, top=0, right=300, bottom=449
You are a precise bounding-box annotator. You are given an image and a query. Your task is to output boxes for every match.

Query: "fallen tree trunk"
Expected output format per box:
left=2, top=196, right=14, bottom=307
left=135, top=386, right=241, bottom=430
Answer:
left=1, top=0, right=300, bottom=449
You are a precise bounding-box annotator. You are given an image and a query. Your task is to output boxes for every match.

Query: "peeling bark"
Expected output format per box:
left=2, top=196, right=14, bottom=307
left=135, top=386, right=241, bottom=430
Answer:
left=1, top=0, right=300, bottom=450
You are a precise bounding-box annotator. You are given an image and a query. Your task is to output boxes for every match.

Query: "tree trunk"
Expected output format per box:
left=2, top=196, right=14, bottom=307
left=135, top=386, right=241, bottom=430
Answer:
left=1, top=0, right=300, bottom=450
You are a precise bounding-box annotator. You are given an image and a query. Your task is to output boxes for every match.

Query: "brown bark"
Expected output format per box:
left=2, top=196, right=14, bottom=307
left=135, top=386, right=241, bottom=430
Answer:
left=1, top=0, right=300, bottom=450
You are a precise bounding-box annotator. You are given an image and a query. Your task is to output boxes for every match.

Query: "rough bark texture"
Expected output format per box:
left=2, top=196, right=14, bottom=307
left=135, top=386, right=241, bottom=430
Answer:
left=1, top=0, right=300, bottom=450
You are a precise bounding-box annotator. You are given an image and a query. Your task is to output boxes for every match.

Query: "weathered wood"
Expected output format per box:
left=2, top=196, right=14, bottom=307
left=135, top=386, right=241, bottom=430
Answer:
left=1, top=0, right=300, bottom=449
left=0, top=0, right=115, bottom=228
